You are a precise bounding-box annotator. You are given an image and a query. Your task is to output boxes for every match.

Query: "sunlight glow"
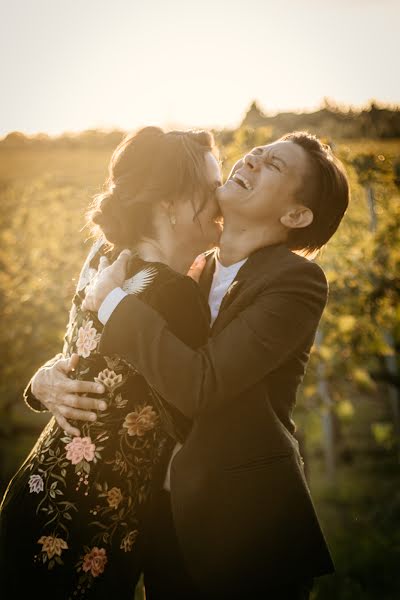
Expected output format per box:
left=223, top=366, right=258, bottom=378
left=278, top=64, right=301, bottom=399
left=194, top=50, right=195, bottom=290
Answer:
left=1, top=0, right=399, bottom=136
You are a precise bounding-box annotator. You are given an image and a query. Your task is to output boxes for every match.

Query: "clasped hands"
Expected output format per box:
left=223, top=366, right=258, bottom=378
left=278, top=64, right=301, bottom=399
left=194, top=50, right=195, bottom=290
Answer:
left=31, top=251, right=206, bottom=436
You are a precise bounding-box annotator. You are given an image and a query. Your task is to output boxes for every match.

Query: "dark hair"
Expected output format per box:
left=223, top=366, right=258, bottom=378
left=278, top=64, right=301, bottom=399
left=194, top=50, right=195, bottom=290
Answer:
left=279, top=131, right=349, bottom=254
left=87, top=126, right=215, bottom=249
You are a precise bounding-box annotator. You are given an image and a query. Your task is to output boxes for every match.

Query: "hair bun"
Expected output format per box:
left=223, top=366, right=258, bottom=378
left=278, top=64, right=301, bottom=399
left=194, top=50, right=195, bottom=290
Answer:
left=91, top=190, right=124, bottom=245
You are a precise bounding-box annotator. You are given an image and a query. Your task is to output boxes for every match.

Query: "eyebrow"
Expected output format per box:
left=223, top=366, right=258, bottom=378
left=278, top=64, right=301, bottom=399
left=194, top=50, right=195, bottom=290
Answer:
left=262, top=149, right=287, bottom=168
left=271, top=155, right=287, bottom=167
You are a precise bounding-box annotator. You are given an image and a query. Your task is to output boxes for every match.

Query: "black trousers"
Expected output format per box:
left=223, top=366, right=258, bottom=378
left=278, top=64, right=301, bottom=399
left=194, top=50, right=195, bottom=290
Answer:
left=142, top=489, right=314, bottom=600
left=142, top=489, right=200, bottom=599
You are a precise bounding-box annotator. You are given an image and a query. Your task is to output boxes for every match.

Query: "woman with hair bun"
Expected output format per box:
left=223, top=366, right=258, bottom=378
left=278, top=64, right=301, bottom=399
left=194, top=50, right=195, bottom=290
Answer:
left=0, top=126, right=222, bottom=599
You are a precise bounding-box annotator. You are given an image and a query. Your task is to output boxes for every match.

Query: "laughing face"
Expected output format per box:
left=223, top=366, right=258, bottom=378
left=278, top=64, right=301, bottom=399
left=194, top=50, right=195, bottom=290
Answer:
left=216, top=140, right=312, bottom=227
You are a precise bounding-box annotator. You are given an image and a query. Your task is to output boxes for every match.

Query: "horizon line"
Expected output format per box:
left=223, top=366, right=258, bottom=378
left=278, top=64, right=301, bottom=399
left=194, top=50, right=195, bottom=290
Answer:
left=1, top=98, right=399, bottom=142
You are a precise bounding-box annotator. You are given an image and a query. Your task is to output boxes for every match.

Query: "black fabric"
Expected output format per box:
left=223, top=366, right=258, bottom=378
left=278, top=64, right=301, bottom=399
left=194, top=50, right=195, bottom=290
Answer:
left=0, top=257, right=210, bottom=599
left=142, top=490, right=201, bottom=600
left=142, top=489, right=315, bottom=600
left=100, top=243, right=335, bottom=594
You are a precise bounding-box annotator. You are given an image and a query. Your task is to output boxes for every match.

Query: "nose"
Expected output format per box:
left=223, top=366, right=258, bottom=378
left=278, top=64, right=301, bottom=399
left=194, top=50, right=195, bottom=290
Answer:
left=243, top=152, right=260, bottom=170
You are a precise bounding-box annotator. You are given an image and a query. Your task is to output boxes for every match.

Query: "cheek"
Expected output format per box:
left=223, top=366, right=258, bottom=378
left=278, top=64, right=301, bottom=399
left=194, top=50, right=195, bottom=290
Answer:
left=175, top=203, right=197, bottom=226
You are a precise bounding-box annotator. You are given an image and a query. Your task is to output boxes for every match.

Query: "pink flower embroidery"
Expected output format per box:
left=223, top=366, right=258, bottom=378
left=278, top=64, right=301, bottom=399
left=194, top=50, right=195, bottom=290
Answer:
left=37, top=535, right=68, bottom=559
left=76, top=320, right=100, bottom=358
left=123, top=405, right=158, bottom=437
left=28, top=473, right=44, bottom=493
left=65, top=436, right=96, bottom=465
left=82, top=547, right=107, bottom=577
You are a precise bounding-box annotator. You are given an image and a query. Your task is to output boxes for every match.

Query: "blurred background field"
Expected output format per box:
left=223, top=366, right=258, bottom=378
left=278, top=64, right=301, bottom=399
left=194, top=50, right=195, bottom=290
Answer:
left=1, top=104, right=399, bottom=599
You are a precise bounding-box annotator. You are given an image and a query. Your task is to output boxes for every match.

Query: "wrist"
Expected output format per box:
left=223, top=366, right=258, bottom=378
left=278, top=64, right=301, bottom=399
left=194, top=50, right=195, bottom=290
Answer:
left=31, top=368, right=45, bottom=401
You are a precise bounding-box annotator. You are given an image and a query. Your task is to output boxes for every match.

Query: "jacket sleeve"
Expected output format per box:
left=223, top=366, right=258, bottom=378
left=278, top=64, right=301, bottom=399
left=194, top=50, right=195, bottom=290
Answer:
left=100, top=262, right=328, bottom=419
left=145, top=274, right=210, bottom=350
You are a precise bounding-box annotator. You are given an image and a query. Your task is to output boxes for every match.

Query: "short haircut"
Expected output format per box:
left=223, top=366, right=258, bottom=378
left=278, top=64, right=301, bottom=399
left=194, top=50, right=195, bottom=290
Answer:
left=280, top=131, right=349, bottom=254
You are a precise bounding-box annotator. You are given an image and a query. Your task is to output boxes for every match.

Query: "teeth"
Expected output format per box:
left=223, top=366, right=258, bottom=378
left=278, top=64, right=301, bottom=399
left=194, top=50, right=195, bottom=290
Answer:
left=233, top=173, right=253, bottom=191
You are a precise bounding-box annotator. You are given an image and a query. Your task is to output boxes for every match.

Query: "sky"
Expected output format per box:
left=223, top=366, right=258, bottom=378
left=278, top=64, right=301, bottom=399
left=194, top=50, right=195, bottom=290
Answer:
left=1, top=0, right=399, bottom=137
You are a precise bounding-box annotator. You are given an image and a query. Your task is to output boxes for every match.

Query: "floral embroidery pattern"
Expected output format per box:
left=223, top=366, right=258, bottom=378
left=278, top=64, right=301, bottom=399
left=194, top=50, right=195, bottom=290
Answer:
left=120, top=529, right=138, bottom=552
left=10, top=244, right=176, bottom=598
left=82, top=546, right=107, bottom=577
left=106, top=487, right=123, bottom=509
left=74, top=546, right=108, bottom=597
left=122, top=405, right=159, bottom=437
left=28, top=474, right=44, bottom=493
left=37, top=535, right=69, bottom=568
left=76, top=319, right=101, bottom=358
left=94, top=368, right=123, bottom=391
left=65, top=437, right=96, bottom=465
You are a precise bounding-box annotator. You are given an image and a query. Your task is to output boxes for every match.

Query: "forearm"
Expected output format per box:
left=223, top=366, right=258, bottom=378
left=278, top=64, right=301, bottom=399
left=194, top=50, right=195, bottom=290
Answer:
left=100, top=282, right=326, bottom=419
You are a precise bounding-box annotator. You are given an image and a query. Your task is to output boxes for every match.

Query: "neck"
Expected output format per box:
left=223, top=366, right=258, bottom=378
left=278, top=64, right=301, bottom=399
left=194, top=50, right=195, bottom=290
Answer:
left=218, top=218, right=286, bottom=266
left=135, top=238, right=192, bottom=274
left=134, top=210, right=199, bottom=274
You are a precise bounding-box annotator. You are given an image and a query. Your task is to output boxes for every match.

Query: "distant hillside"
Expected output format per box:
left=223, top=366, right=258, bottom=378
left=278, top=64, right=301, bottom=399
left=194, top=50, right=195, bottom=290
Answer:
left=239, top=100, right=400, bottom=140
left=1, top=101, right=399, bottom=149
left=0, top=129, right=126, bottom=149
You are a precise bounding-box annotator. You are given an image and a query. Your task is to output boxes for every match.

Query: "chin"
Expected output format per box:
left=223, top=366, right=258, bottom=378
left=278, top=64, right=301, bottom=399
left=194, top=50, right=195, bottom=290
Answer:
left=216, top=181, right=235, bottom=204
left=217, top=182, right=244, bottom=215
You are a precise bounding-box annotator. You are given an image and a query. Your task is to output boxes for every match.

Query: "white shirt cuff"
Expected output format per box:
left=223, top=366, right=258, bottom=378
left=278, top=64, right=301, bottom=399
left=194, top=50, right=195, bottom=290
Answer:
left=98, top=287, right=128, bottom=325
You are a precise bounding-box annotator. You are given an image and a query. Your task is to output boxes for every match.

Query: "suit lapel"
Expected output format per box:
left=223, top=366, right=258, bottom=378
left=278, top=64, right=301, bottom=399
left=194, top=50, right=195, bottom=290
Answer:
left=211, top=243, right=290, bottom=334
left=198, top=249, right=217, bottom=302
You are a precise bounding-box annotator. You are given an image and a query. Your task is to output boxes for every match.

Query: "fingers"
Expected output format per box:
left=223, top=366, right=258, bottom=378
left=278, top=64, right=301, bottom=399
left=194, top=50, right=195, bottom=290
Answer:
left=68, top=353, right=80, bottom=371
left=113, top=249, right=131, bottom=275
left=117, top=249, right=131, bottom=261
left=54, top=413, right=81, bottom=437
left=57, top=356, right=77, bottom=374
left=62, top=393, right=107, bottom=412
left=49, top=387, right=108, bottom=433
left=65, top=379, right=105, bottom=395
left=187, top=254, right=207, bottom=283
left=98, top=256, right=110, bottom=272
left=57, top=404, right=98, bottom=423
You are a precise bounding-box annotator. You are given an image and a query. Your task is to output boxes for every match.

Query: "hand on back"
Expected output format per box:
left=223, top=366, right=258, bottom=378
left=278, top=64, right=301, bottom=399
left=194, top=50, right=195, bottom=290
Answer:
left=32, top=250, right=205, bottom=436
left=31, top=354, right=106, bottom=437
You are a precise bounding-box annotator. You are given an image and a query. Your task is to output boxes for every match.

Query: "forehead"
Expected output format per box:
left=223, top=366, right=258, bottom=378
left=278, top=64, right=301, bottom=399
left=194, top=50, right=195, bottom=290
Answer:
left=258, top=140, right=309, bottom=167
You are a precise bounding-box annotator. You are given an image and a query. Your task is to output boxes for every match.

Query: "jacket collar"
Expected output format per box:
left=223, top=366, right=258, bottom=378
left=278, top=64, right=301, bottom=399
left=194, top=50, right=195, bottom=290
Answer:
left=199, top=243, right=290, bottom=290
left=208, top=243, right=292, bottom=331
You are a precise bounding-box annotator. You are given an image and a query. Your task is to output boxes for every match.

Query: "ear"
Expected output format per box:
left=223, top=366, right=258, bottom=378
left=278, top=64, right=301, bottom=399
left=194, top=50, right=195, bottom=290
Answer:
left=280, top=206, right=314, bottom=230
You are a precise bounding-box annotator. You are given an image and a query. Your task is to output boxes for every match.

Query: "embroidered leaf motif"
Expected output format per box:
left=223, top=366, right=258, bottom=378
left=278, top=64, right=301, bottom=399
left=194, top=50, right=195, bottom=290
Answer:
left=122, top=267, right=158, bottom=296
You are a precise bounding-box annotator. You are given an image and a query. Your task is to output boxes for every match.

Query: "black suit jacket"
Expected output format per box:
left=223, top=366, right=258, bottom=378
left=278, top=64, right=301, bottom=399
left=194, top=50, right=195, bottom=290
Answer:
left=100, top=243, right=335, bottom=595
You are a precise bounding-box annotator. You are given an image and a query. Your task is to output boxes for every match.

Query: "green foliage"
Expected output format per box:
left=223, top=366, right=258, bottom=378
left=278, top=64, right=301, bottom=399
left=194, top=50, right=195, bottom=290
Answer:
left=0, top=131, right=399, bottom=598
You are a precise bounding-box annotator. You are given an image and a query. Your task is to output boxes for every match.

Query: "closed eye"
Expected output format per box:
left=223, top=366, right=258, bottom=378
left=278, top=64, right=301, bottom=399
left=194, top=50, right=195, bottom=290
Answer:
left=264, top=159, right=280, bottom=171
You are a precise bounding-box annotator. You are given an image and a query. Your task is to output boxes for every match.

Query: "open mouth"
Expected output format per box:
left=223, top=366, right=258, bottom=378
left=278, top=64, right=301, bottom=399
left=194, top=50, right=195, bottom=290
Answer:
left=231, top=173, right=253, bottom=191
